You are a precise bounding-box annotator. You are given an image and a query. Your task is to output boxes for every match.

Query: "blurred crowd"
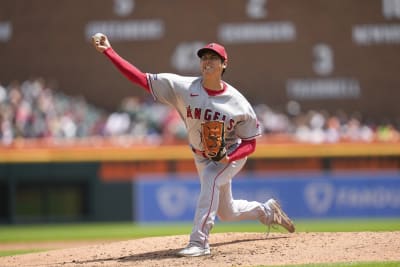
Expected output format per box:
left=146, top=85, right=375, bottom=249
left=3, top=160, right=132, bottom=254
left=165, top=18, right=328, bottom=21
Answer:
left=0, top=78, right=186, bottom=146
left=0, top=78, right=399, bottom=146
left=255, top=103, right=400, bottom=144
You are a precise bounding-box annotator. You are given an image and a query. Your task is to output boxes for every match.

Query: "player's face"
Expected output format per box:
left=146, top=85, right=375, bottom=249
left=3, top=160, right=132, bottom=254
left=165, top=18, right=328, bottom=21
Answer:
left=200, top=52, right=225, bottom=78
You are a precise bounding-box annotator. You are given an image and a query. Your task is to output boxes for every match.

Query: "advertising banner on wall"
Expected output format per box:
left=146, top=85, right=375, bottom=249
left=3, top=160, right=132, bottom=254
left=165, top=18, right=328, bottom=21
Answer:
left=134, top=172, right=400, bottom=222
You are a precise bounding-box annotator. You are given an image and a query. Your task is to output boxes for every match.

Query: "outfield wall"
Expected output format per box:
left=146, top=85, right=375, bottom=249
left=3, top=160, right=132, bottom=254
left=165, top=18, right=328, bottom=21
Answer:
left=0, top=163, right=133, bottom=223
left=135, top=172, right=400, bottom=222
left=0, top=143, right=400, bottom=223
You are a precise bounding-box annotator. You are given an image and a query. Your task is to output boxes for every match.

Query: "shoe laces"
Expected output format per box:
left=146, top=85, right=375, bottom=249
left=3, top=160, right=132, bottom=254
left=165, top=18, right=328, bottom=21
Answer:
left=265, top=203, right=285, bottom=237
left=266, top=213, right=281, bottom=237
left=266, top=223, right=279, bottom=238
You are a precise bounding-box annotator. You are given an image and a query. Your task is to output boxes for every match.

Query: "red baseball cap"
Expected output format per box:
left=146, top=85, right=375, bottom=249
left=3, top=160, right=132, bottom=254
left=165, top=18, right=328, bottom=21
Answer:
left=197, top=43, right=228, bottom=61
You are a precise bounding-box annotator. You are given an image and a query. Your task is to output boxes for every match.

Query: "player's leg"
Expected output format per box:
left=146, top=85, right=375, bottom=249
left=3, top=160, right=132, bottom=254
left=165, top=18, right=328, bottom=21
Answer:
left=178, top=158, right=222, bottom=256
left=217, top=181, right=266, bottom=222
left=189, top=159, right=229, bottom=245
left=215, top=157, right=269, bottom=223
left=216, top=166, right=295, bottom=233
left=178, top=156, right=244, bottom=256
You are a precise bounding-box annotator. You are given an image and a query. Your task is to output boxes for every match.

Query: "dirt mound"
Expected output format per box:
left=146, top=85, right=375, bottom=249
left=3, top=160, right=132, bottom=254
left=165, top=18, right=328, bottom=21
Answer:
left=1, top=232, right=399, bottom=267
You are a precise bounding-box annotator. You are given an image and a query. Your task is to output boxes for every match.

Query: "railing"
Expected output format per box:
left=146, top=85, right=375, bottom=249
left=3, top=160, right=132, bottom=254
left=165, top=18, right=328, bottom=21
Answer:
left=1, top=137, right=400, bottom=163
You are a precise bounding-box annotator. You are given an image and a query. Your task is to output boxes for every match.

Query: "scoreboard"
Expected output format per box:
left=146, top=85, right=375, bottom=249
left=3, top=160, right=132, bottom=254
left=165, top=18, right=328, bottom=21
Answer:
left=0, top=0, right=399, bottom=122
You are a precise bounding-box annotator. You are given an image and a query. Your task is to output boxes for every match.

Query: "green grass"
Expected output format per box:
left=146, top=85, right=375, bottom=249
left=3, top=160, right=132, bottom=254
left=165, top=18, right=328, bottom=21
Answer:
left=0, top=222, right=191, bottom=243
left=0, top=249, right=46, bottom=257
left=291, top=218, right=400, bottom=232
left=0, top=218, right=399, bottom=243
left=0, top=218, right=399, bottom=261
left=263, top=262, right=400, bottom=267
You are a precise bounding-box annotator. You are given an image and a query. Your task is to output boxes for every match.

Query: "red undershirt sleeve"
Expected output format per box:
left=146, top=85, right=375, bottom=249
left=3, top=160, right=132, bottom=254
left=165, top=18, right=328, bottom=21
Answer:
left=103, top=47, right=150, bottom=92
left=227, top=139, right=256, bottom=162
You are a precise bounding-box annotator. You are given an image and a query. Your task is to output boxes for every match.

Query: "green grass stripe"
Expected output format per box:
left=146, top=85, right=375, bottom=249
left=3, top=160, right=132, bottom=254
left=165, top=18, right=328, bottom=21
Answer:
left=0, top=218, right=399, bottom=243
left=260, top=261, right=400, bottom=267
left=0, top=249, right=46, bottom=257
left=0, top=223, right=185, bottom=242
left=291, top=218, right=400, bottom=232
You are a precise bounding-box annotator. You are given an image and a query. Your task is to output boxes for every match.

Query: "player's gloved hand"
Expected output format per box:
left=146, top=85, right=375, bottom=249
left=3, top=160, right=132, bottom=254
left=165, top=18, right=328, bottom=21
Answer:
left=92, top=33, right=111, bottom=53
left=201, top=121, right=227, bottom=162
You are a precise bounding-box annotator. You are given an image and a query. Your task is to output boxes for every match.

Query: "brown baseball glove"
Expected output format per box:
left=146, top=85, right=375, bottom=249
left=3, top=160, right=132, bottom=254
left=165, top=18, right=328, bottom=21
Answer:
left=201, top=121, right=227, bottom=161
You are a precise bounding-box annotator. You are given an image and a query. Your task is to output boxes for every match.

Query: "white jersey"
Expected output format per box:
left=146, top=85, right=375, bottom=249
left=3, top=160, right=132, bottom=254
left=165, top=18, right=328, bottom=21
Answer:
left=101, top=45, right=293, bottom=253
left=147, top=73, right=261, bottom=152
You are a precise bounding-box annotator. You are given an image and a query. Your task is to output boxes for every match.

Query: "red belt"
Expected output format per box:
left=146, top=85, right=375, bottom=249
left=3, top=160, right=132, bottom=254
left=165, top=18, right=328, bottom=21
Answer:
left=191, top=147, right=208, bottom=158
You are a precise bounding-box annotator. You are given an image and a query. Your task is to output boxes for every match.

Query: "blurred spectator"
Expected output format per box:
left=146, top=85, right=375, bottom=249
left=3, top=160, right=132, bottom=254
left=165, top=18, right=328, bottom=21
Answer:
left=325, top=116, right=341, bottom=143
left=0, top=78, right=107, bottom=144
left=376, top=124, right=400, bottom=142
left=254, top=102, right=399, bottom=144
left=104, top=112, right=131, bottom=136
left=255, top=104, right=291, bottom=134
left=0, top=78, right=399, bottom=145
left=162, top=108, right=187, bottom=144
left=341, top=117, right=374, bottom=142
left=0, top=84, right=6, bottom=103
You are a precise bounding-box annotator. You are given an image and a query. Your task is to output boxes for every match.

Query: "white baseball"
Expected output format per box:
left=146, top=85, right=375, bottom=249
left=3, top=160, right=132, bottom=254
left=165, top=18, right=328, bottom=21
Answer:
left=93, top=33, right=104, bottom=42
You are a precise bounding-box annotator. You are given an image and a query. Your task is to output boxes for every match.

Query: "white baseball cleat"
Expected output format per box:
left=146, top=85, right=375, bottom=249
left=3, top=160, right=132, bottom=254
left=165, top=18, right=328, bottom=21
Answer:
left=263, top=198, right=295, bottom=233
left=177, top=244, right=211, bottom=257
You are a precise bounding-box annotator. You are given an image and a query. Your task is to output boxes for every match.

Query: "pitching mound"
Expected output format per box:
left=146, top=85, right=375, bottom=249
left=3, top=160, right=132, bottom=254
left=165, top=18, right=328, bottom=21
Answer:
left=1, top=232, right=399, bottom=267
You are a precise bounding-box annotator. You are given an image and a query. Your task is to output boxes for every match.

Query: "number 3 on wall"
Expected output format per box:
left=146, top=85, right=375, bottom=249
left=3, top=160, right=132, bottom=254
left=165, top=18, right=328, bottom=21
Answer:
left=313, top=43, right=334, bottom=76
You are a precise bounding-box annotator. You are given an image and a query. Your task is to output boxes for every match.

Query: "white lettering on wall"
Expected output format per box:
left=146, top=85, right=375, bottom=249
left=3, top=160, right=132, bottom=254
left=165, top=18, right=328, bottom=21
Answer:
left=336, top=187, right=400, bottom=208
left=0, top=22, right=12, bottom=42
left=113, top=0, right=135, bottom=17
left=353, top=24, right=400, bottom=44
left=313, top=44, right=334, bottom=76
left=382, top=0, right=400, bottom=19
left=218, top=22, right=296, bottom=44
left=171, top=42, right=205, bottom=73
left=305, top=182, right=400, bottom=215
left=286, top=78, right=360, bottom=100
left=85, top=20, right=164, bottom=41
left=246, top=0, right=268, bottom=19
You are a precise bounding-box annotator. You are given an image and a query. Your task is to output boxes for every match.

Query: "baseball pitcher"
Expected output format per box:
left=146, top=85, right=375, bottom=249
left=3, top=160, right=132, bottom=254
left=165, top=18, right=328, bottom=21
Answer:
left=92, top=33, right=295, bottom=257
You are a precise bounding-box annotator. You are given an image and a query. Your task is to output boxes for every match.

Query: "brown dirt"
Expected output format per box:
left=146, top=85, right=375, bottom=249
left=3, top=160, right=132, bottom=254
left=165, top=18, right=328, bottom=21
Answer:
left=0, top=231, right=399, bottom=267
